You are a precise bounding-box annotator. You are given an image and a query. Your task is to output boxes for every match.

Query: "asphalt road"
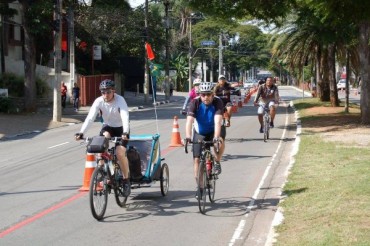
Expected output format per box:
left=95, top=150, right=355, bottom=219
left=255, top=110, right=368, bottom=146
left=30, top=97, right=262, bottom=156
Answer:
left=0, top=86, right=302, bottom=246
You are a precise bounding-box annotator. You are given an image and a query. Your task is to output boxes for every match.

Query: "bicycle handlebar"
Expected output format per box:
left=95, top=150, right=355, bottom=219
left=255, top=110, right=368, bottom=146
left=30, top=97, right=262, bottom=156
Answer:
left=184, top=139, right=221, bottom=154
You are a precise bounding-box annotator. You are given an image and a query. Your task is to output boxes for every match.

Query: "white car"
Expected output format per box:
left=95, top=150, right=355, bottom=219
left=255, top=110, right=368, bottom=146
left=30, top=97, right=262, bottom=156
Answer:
left=337, top=79, right=351, bottom=90
left=243, top=81, right=254, bottom=90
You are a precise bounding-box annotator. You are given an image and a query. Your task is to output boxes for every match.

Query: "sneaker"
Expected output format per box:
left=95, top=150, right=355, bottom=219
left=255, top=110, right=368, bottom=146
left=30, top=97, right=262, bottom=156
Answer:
left=259, top=126, right=263, bottom=133
left=195, top=188, right=204, bottom=199
left=270, top=121, right=274, bottom=128
left=225, top=120, right=231, bottom=127
left=122, top=178, right=131, bottom=197
left=214, top=161, right=222, bottom=175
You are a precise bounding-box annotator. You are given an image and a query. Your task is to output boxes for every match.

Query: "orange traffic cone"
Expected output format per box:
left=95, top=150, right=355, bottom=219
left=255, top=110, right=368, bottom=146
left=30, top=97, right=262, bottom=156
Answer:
left=79, top=153, right=96, bottom=191
left=169, top=116, right=184, bottom=147
left=232, top=98, right=238, bottom=113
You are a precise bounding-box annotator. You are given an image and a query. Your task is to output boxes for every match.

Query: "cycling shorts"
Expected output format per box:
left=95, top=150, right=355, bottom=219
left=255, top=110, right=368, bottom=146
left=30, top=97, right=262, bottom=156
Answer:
left=192, top=127, right=226, bottom=158
left=100, top=125, right=129, bottom=147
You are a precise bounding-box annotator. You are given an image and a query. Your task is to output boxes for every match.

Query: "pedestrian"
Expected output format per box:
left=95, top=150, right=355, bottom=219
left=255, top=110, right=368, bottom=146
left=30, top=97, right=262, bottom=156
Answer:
left=72, top=82, right=80, bottom=112
left=61, top=82, right=67, bottom=109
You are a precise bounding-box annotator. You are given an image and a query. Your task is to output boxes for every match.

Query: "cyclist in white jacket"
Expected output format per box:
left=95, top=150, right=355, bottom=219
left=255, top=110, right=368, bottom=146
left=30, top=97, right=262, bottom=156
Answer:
left=75, top=79, right=131, bottom=197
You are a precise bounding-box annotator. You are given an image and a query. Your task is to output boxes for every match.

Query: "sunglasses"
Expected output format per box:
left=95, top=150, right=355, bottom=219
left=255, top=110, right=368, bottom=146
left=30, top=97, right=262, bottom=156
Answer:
left=200, top=93, right=212, bottom=97
left=101, top=90, right=112, bottom=95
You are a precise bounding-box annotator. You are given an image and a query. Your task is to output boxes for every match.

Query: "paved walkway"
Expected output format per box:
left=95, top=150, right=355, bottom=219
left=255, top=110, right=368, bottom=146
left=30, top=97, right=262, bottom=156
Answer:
left=0, top=91, right=187, bottom=140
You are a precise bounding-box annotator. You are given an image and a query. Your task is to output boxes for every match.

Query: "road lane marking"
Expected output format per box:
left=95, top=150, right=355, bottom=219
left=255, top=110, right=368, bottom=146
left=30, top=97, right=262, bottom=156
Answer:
left=0, top=145, right=177, bottom=238
left=0, top=192, right=86, bottom=238
left=229, top=102, right=289, bottom=245
left=48, top=142, right=69, bottom=149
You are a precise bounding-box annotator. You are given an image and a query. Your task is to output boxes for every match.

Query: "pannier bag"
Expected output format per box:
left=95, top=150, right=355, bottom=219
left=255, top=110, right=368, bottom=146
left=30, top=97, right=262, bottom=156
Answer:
left=87, top=136, right=109, bottom=153
left=127, top=146, right=143, bottom=181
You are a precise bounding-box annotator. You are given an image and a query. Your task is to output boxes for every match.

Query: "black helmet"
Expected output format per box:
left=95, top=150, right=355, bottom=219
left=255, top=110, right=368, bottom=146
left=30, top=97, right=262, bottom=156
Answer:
left=99, top=79, right=115, bottom=90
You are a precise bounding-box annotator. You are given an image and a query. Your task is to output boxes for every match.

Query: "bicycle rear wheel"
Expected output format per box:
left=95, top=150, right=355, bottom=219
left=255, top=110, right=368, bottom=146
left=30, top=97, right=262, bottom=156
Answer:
left=89, top=167, right=108, bottom=220
left=114, top=169, right=128, bottom=208
left=197, top=160, right=207, bottom=214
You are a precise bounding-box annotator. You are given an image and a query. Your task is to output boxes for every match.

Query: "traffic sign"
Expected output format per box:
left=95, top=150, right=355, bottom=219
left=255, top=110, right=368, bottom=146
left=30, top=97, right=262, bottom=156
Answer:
left=201, top=40, right=215, bottom=46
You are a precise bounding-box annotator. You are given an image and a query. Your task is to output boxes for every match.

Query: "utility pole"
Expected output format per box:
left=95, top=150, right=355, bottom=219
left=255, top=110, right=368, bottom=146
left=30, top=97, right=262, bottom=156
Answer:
left=53, top=0, right=62, bottom=122
left=68, top=5, right=75, bottom=91
left=218, top=33, right=223, bottom=76
left=0, top=15, right=5, bottom=74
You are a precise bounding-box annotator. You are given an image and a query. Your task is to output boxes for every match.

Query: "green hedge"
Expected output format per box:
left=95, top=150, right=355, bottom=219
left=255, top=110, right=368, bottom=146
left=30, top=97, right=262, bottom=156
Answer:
left=0, top=73, right=50, bottom=97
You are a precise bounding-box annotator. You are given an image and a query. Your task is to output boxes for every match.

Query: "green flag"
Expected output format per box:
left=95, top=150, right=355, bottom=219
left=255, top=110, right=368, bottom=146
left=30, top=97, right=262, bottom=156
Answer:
left=150, top=63, right=163, bottom=77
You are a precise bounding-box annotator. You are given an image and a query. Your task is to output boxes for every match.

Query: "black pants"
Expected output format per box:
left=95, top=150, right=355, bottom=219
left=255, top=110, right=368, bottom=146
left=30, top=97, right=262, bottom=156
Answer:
left=61, top=95, right=66, bottom=108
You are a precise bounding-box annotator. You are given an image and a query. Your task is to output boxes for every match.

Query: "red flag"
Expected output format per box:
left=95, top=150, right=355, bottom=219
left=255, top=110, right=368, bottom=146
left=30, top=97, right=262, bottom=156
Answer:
left=145, top=42, right=155, bottom=60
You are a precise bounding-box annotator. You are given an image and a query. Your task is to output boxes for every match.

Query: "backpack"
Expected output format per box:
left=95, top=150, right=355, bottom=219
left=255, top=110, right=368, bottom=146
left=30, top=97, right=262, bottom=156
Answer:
left=126, top=146, right=143, bottom=181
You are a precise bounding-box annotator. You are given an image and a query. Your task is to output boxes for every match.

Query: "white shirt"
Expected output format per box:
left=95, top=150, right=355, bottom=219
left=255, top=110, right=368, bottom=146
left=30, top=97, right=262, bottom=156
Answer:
left=80, top=93, right=129, bottom=134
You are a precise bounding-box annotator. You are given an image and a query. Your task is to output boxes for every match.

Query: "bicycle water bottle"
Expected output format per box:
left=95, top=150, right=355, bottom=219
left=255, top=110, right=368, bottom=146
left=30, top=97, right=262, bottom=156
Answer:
left=206, top=159, right=212, bottom=176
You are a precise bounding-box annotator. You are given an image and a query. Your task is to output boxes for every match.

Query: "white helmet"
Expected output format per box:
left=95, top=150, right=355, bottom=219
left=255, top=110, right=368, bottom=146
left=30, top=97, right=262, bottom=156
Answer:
left=193, top=78, right=201, bottom=86
left=198, top=82, right=214, bottom=93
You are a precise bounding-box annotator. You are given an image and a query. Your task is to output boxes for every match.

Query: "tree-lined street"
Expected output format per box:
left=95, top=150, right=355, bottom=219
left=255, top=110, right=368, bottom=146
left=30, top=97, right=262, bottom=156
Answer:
left=1, top=87, right=301, bottom=245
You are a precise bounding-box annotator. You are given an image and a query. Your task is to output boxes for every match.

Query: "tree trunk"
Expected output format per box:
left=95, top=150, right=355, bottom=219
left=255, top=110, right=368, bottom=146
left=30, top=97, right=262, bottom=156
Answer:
left=328, top=43, right=339, bottom=106
left=19, top=0, right=37, bottom=112
left=358, top=22, right=370, bottom=124
left=319, top=47, right=330, bottom=101
left=315, top=45, right=322, bottom=98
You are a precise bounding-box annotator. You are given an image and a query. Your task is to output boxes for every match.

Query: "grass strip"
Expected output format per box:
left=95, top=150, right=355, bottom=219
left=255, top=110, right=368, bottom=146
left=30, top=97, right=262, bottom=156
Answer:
left=275, top=99, right=370, bottom=246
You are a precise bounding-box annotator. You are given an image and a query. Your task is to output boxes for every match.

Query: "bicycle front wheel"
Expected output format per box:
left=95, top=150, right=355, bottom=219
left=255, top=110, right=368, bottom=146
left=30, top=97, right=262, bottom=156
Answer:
left=208, top=171, right=216, bottom=203
left=263, top=115, right=269, bottom=142
left=197, top=160, right=207, bottom=214
left=89, top=167, right=108, bottom=221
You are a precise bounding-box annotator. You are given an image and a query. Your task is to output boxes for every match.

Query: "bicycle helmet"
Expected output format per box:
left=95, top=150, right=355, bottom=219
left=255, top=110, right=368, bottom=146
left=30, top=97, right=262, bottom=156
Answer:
left=198, top=82, right=214, bottom=93
left=193, top=78, right=201, bottom=86
left=99, top=79, right=115, bottom=90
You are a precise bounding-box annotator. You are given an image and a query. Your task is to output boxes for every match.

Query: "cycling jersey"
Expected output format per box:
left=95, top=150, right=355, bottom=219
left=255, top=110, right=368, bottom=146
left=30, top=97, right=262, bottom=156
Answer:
left=80, top=93, right=129, bottom=134
left=188, top=97, right=223, bottom=135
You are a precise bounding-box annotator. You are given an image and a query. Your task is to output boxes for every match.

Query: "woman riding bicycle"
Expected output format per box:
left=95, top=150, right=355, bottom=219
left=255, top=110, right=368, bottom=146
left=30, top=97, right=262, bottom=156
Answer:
left=185, top=82, right=225, bottom=197
left=75, top=79, right=131, bottom=197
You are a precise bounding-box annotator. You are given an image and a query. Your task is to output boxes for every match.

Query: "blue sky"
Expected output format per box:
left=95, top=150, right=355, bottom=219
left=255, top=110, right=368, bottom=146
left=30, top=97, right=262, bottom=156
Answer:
left=128, top=0, right=145, bottom=8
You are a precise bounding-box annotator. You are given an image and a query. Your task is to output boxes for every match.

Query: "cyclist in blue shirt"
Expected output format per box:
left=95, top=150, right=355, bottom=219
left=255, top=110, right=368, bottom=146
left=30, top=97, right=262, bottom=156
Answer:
left=185, top=82, right=226, bottom=193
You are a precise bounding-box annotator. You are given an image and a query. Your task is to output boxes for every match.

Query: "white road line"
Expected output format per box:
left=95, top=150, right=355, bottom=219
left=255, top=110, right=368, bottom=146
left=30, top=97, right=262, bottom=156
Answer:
left=48, top=142, right=69, bottom=149
left=229, top=102, right=289, bottom=246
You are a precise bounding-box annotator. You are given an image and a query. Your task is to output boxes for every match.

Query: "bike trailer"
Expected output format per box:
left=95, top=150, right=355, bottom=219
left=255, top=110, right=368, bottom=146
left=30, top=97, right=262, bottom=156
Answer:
left=127, top=134, right=162, bottom=183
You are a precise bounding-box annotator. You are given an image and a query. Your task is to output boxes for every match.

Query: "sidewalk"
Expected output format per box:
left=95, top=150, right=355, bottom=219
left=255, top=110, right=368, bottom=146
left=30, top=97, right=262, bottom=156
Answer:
left=0, top=91, right=187, bottom=140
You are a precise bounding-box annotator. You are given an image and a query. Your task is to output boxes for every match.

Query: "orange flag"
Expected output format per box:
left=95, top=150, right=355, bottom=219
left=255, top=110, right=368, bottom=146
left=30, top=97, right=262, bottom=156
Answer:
left=145, top=42, right=155, bottom=60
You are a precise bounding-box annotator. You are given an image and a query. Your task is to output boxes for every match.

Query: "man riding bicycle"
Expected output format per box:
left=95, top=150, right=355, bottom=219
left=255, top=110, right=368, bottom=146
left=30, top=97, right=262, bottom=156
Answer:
left=75, top=79, right=131, bottom=197
left=213, top=75, right=237, bottom=127
left=185, top=82, right=225, bottom=196
left=253, top=77, right=280, bottom=133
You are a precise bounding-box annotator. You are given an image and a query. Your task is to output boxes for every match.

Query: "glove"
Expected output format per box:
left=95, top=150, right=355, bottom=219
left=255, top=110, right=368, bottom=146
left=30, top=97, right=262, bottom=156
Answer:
left=121, top=132, right=129, bottom=146
left=75, top=133, right=83, bottom=140
left=180, top=109, right=187, bottom=116
left=185, top=138, right=191, bottom=144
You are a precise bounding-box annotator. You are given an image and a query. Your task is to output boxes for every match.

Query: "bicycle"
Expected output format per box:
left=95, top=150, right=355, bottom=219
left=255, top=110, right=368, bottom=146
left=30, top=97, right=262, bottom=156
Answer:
left=184, top=139, right=220, bottom=214
left=262, top=104, right=271, bottom=142
left=85, top=136, right=128, bottom=221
